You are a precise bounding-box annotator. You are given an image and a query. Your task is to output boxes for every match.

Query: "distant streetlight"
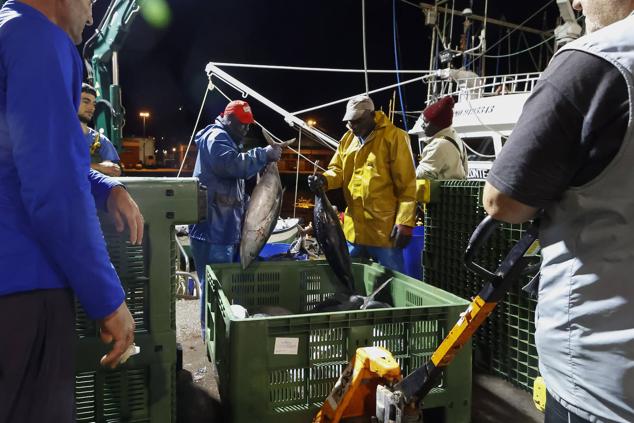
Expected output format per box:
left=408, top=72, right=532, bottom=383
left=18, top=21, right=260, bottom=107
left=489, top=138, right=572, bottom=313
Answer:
left=172, top=147, right=176, bottom=152
left=139, top=111, right=150, bottom=138
left=307, top=119, right=317, bottom=127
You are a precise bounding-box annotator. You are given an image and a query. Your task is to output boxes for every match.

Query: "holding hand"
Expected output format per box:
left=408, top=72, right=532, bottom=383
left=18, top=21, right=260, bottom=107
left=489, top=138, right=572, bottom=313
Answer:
left=99, top=302, right=135, bottom=368
left=308, top=174, right=327, bottom=193
left=264, top=144, right=282, bottom=162
left=390, top=224, right=413, bottom=249
left=107, top=186, right=144, bottom=245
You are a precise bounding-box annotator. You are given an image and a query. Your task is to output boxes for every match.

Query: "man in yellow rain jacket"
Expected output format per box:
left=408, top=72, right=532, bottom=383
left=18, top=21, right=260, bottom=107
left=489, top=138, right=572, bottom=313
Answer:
left=308, top=95, right=416, bottom=272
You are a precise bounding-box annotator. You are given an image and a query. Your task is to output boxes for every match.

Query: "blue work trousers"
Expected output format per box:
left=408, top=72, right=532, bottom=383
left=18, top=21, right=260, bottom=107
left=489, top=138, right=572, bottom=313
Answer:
left=348, top=243, right=405, bottom=273
left=190, top=238, right=239, bottom=338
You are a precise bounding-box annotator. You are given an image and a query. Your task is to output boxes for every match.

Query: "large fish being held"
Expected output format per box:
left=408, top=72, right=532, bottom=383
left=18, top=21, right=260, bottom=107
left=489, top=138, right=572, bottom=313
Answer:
left=240, top=131, right=294, bottom=269
left=313, top=175, right=355, bottom=294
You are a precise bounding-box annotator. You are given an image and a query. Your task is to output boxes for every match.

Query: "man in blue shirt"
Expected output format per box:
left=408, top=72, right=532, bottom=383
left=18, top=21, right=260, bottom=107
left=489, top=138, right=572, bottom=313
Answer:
left=0, top=1, right=144, bottom=421
left=79, top=83, right=122, bottom=176
left=189, top=100, right=282, bottom=334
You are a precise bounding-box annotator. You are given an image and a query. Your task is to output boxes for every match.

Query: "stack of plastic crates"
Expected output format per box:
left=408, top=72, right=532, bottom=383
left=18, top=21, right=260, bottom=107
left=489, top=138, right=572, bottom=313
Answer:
left=206, top=260, right=472, bottom=423
left=74, top=178, right=205, bottom=423
left=423, top=180, right=539, bottom=391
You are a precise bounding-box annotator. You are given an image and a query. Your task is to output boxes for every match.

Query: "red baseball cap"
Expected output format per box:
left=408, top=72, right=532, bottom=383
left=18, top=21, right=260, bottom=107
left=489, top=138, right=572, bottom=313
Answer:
left=221, top=100, right=255, bottom=124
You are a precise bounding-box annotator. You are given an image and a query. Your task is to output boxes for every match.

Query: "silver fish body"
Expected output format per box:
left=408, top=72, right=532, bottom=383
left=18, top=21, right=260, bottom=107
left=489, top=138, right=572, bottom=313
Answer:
left=240, top=162, right=283, bottom=269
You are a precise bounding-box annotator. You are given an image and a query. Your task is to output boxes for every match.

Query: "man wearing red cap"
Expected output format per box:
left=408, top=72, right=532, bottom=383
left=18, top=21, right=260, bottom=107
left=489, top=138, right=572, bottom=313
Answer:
left=188, top=100, right=282, bottom=334
left=415, top=96, right=468, bottom=180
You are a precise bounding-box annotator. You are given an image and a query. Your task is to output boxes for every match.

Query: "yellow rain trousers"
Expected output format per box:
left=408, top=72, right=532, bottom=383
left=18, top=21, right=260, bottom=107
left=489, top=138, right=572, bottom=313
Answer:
left=323, top=111, right=416, bottom=248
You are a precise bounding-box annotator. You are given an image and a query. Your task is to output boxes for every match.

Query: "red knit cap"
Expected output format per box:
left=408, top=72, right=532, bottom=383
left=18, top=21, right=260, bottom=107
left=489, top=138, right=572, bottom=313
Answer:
left=422, top=96, right=455, bottom=129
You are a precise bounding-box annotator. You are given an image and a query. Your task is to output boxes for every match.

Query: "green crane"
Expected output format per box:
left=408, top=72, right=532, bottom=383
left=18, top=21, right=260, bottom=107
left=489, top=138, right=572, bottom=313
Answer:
left=83, top=0, right=141, bottom=151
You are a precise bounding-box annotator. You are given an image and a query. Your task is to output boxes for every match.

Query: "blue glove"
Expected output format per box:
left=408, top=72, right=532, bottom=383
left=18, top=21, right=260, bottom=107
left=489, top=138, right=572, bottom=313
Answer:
left=264, top=144, right=282, bottom=162
left=308, top=174, right=327, bottom=193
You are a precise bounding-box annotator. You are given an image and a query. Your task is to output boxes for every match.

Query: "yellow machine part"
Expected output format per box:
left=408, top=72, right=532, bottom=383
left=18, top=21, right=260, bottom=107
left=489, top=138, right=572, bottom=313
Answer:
left=313, top=346, right=402, bottom=423
left=431, top=295, right=497, bottom=367
left=533, top=376, right=547, bottom=412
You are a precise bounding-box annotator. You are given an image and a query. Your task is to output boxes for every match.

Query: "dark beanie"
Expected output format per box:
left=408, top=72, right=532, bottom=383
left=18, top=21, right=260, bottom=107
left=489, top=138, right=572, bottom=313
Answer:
left=422, top=96, right=455, bottom=129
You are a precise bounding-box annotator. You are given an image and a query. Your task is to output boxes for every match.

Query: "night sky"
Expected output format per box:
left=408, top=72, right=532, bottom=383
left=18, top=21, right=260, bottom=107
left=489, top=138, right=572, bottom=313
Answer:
left=82, top=0, right=566, bottom=150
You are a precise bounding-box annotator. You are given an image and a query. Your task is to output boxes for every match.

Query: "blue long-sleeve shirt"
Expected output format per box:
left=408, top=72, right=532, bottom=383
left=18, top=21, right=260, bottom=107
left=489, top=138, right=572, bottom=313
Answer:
left=0, top=1, right=125, bottom=319
left=189, top=119, right=268, bottom=244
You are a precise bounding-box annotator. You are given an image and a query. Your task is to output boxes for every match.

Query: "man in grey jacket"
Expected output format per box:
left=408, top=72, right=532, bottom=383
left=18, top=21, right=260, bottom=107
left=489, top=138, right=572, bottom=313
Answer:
left=483, top=1, right=634, bottom=421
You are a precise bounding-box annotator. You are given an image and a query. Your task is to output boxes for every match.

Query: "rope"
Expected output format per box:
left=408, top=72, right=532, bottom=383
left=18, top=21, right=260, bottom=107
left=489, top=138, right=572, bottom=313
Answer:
left=463, top=139, right=497, bottom=158
left=362, top=0, right=369, bottom=94
left=211, top=61, right=434, bottom=74
left=463, top=0, right=554, bottom=69
left=210, top=82, right=330, bottom=172
left=291, top=73, right=431, bottom=116
left=482, top=31, right=556, bottom=59
left=449, top=0, right=455, bottom=47
left=293, top=128, right=302, bottom=218
left=392, top=0, right=408, bottom=131
left=177, top=82, right=210, bottom=177
left=461, top=85, right=508, bottom=141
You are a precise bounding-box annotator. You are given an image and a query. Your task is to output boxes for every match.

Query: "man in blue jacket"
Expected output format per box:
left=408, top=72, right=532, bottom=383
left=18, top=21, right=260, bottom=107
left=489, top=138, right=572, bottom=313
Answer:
left=189, top=100, right=282, bottom=333
left=0, top=1, right=144, bottom=421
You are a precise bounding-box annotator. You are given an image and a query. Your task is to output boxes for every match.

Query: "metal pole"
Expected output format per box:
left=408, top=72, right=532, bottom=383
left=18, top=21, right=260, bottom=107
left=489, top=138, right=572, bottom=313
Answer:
left=205, top=63, right=339, bottom=149
left=418, top=1, right=549, bottom=36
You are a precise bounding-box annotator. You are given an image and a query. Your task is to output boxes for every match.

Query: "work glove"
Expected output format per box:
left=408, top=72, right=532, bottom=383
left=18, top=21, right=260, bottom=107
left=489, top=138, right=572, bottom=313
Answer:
left=390, top=224, right=413, bottom=249
left=264, top=144, right=282, bottom=162
left=307, top=174, right=327, bottom=193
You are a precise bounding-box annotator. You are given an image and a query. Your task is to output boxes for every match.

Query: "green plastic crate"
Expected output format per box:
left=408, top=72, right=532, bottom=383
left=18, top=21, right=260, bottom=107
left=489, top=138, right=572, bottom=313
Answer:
left=74, top=331, right=177, bottom=423
left=423, top=180, right=540, bottom=391
left=73, top=178, right=205, bottom=423
left=206, top=260, right=472, bottom=423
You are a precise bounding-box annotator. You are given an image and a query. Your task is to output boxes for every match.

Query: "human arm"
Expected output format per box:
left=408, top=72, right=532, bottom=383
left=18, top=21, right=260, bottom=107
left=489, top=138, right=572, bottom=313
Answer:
left=92, top=161, right=122, bottom=176
left=98, top=302, right=135, bottom=368
left=5, top=24, right=126, bottom=320
left=321, top=133, right=350, bottom=191
left=390, top=131, right=417, bottom=228
left=416, top=138, right=451, bottom=180
left=87, top=171, right=143, bottom=244
left=92, top=137, right=122, bottom=176
left=484, top=50, right=628, bottom=222
left=206, top=133, right=268, bottom=179
left=482, top=182, right=538, bottom=224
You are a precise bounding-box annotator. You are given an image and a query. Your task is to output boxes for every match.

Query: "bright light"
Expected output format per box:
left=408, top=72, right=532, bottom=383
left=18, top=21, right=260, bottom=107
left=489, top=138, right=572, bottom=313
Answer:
left=139, top=111, right=150, bottom=118
left=172, top=147, right=176, bottom=152
left=307, top=119, right=317, bottom=127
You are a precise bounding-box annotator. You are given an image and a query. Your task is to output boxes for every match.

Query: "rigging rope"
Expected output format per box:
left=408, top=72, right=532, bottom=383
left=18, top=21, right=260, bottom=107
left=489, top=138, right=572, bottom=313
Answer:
left=210, top=61, right=433, bottom=74
left=463, top=0, right=555, bottom=69
left=291, top=73, right=431, bottom=116
left=362, top=0, right=369, bottom=94
left=392, top=0, right=408, bottom=131
left=293, top=128, right=302, bottom=218
left=177, top=82, right=210, bottom=177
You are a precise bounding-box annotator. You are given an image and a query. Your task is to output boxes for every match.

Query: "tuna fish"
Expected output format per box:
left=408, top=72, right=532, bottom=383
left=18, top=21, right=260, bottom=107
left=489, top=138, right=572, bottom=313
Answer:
left=240, top=131, right=294, bottom=269
left=313, top=183, right=356, bottom=294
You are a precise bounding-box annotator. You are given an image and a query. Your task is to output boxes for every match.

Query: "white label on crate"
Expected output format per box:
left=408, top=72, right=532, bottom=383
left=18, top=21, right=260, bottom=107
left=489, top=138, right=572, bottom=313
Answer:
left=274, top=337, right=299, bottom=355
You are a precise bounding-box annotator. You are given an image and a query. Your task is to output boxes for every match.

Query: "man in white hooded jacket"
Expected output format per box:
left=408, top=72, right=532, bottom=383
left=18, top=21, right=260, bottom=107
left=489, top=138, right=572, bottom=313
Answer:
left=415, top=96, right=468, bottom=180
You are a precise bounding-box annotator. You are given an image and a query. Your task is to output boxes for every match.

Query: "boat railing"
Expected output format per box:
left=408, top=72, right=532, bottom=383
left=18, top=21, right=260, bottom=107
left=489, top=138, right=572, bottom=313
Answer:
left=427, top=72, right=542, bottom=102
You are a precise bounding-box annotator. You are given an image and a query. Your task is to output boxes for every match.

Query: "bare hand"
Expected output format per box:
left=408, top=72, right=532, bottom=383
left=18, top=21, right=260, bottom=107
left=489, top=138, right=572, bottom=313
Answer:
left=99, top=302, right=135, bottom=368
left=107, top=186, right=144, bottom=244
left=93, top=161, right=122, bottom=177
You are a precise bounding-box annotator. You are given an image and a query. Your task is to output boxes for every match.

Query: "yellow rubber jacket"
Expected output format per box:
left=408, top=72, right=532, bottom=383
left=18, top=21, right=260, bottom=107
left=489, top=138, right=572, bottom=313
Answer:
left=323, top=111, right=416, bottom=247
